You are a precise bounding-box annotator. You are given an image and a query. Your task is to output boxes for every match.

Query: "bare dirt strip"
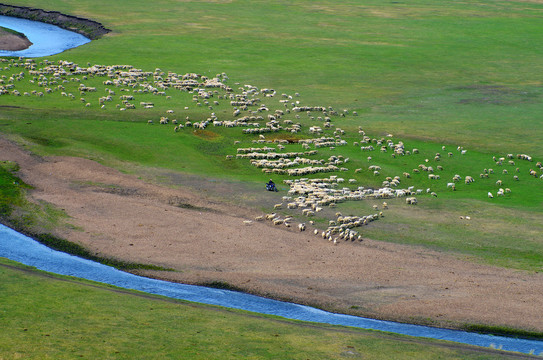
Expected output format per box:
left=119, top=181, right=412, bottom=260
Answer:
left=1, top=135, right=542, bottom=333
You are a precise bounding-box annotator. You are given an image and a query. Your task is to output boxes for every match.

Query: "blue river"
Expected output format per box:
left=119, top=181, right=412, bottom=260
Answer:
left=0, top=223, right=542, bottom=355
left=0, top=14, right=90, bottom=57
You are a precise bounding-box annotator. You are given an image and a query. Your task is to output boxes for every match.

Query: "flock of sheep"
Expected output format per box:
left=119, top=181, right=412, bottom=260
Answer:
left=1, top=57, right=542, bottom=245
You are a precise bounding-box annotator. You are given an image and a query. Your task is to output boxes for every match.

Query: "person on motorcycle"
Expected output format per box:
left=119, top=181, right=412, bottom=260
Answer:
left=266, top=179, right=277, bottom=191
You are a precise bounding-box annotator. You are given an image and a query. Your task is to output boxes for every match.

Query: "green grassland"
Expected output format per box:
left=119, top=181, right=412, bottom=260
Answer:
left=0, top=258, right=520, bottom=359
left=0, top=0, right=542, bottom=272
left=0, top=1, right=542, bottom=358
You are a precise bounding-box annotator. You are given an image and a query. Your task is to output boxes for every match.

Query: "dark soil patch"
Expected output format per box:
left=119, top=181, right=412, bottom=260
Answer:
left=93, top=187, right=139, bottom=196
left=452, top=84, right=538, bottom=106
left=193, top=129, right=221, bottom=140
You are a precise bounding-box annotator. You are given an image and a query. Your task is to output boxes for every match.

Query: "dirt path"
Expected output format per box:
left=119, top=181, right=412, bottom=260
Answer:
left=1, top=135, right=542, bottom=332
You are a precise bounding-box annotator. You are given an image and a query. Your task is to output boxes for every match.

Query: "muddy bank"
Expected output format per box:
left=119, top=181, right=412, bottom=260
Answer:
left=0, top=3, right=110, bottom=40
left=0, top=27, right=31, bottom=50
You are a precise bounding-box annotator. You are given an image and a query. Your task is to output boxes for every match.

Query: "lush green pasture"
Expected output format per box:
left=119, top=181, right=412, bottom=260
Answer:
left=0, top=258, right=515, bottom=359
left=0, top=0, right=542, bottom=272
left=0, top=160, right=29, bottom=217
left=5, top=0, right=543, bottom=155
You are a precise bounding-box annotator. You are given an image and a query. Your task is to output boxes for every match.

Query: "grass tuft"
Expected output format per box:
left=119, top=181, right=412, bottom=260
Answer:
left=462, top=324, right=543, bottom=341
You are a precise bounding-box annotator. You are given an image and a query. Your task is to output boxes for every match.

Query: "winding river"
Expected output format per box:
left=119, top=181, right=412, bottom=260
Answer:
left=1, top=223, right=542, bottom=355
left=0, top=15, right=90, bottom=57
left=0, top=13, right=542, bottom=356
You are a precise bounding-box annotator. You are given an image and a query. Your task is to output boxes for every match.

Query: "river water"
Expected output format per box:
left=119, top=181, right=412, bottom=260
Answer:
left=0, top=223, right=542, bottom=355
left=0, top=14, right=90, bottom=57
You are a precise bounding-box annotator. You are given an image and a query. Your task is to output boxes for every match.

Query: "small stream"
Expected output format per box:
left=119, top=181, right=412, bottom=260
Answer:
left=1, top=223, right=542, bottom=355
left=0, top=15, right=90, bottom=57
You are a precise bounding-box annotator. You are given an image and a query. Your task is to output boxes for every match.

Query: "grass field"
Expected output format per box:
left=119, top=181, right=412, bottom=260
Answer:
left=3, top=0, right=543, bottom=154
left=0, top=258, right=521, bottom=359
left=0, top=1, right=543, bottom=356
left=0, top=0, right=542, bottom=271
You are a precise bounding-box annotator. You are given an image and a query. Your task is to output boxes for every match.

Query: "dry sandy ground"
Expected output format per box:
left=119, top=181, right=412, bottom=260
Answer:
left=0, top=30, right=32, bottom=51
left=1, top=136, right=542, bottom=332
